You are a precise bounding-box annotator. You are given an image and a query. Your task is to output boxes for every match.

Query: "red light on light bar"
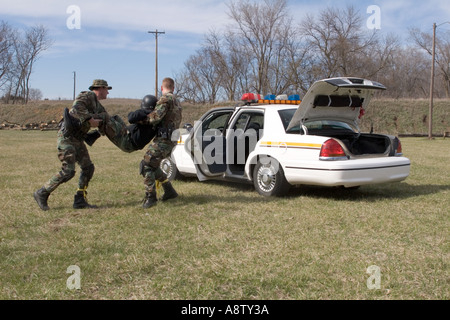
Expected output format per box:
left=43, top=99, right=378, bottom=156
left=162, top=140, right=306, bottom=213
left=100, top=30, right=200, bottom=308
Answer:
left=241, top=93, right=262, bottom=103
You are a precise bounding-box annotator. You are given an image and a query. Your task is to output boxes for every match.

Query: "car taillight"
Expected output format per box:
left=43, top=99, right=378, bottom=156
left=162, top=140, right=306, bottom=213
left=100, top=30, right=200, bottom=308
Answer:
left=319, top=139, right=348, bottom=161
left=396, top=139, right=403, bottom=156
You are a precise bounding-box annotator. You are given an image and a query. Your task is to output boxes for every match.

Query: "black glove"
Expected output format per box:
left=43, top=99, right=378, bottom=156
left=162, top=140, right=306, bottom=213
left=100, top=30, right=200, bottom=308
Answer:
left=84, top=130, right=101, bottom=146
left=128, top=109, right=149, bottom=124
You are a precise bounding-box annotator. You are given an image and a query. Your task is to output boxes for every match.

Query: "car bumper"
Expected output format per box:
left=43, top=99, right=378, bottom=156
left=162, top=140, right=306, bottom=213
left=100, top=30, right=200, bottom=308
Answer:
left=284, top=157, right=411, bottom=187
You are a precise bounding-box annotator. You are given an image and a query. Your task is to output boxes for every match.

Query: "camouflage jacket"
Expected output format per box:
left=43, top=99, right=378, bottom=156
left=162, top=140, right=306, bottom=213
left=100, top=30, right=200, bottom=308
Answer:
left=146, top=92, right=182, bottom=141
left=69, top=91, right=109, bottom=136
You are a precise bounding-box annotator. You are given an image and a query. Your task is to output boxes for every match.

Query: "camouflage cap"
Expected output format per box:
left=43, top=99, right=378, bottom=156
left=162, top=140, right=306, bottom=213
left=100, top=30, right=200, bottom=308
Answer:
left=89, top=79, right=112, bottom=91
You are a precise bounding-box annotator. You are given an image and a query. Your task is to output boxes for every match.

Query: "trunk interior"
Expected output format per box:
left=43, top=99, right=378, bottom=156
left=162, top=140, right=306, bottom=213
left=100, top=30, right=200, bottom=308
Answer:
left=316, top=132, right=391, bottom=156
left=342, top=133, right=390, bottom=156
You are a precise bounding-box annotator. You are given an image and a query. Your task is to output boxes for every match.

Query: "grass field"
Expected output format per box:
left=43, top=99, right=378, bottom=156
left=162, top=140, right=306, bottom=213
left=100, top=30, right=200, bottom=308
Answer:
left=0, top=131, right=448, bottom=300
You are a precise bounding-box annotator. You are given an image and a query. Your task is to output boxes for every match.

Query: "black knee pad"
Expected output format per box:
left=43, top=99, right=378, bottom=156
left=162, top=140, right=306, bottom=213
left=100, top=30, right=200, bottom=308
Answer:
left=81, top=163, right=95, bottom=181
left=148, top=157, right=162, bottom=170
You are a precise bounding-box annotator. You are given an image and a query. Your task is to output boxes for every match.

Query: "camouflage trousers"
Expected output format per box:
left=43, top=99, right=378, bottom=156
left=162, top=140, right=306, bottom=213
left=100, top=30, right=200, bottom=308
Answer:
left=103, top=115, right=136, bottom=153
left=142, top=137, right=175, bottom=193
left=43, top=130, right=94, bottom=193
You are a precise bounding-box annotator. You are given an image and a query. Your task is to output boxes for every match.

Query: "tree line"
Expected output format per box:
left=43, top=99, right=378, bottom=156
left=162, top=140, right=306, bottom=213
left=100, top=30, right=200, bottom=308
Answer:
left=175, top=0, right=450, bottom=103
left=0, top=21, right=52, bottom=104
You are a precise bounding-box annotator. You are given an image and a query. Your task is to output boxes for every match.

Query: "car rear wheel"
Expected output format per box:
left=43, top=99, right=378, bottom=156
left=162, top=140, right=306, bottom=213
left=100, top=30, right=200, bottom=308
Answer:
left=160, top=157, right=182, bottom=181
left=253, top=158, right=290, bottom=197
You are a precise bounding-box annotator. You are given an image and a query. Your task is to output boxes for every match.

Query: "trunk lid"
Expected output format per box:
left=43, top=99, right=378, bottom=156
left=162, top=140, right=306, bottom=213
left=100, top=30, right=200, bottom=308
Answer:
left=287, top=77, right=386, bottom=131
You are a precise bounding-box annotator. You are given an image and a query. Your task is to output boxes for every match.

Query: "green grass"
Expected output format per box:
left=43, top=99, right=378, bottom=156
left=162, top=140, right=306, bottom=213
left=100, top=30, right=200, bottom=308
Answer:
left=0, top=131, right=448, bottom=300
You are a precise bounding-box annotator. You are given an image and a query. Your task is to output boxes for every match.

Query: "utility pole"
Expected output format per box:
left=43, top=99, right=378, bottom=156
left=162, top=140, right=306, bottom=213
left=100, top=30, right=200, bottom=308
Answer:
left=73, top=71, right=76, bottom=100
left=429, top=23, right=436, bottom=139
left=429, top=21, right=450, bottom=139
left=148, top=29, right=165, bottom=97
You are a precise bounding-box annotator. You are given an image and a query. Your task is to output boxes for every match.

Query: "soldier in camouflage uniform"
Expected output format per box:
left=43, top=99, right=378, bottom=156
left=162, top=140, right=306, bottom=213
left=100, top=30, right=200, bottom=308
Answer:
left=141, top=78, right=182, bottom=208
left=33, top=79, right=112, bottom=210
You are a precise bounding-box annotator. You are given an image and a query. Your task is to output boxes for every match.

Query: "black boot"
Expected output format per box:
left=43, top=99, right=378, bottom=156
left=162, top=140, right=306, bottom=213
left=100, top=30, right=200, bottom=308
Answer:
left=142, top=191, right=158, bottom=208
left=84, top=130, right=101, bottom=146
left=73, top=190, right=98, bottom=209
left=34, top=187, right=50, bottom=211
left=161, top=181, right=178, bottom=201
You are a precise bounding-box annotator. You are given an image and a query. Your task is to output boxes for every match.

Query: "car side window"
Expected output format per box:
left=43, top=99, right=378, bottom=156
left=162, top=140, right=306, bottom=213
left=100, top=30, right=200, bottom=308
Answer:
left=278, top=109, right=296, bottom=130
left=248, top=114, right=264, bottom=130
left=232, top=112, right=264, bottom=131
left=202, top=112, right=232, bottom=136
left=234, top=113, right=250, bottom=130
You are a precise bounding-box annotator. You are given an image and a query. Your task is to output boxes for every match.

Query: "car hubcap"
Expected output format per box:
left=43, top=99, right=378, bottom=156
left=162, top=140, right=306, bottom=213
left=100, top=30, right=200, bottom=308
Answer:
left=257, top=165, right=276, bottom=192
left=160, top=159, right=173, bottom=177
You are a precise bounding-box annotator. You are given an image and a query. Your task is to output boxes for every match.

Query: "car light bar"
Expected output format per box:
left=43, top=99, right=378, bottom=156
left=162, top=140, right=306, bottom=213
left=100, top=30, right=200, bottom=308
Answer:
left=257, top=99, right=301, bottom=105
left=241, top=93, right=301, bottom=105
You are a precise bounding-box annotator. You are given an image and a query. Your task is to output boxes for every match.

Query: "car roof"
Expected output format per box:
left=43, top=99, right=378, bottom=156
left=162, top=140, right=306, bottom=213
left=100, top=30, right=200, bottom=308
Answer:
left=206, top=104, right=297, bottom=114
left=239, top=104, right=298, bottom=111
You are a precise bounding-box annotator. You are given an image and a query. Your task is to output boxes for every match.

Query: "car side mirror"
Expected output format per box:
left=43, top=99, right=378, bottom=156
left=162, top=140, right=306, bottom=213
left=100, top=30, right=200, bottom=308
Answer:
left=183, top=123, right=193, bottom=132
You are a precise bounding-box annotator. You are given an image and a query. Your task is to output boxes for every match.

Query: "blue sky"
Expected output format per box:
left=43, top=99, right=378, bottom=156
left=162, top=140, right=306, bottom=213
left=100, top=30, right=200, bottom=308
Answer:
left=1, top=0, right=450, bottom=100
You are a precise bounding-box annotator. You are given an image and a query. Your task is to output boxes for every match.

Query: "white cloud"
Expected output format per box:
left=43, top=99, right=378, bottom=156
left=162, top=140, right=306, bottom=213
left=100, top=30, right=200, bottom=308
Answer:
left=0, top=0, right=231, bottom=34
left=375, top=0, right=450, bottom=32
left=0, top=0, right=227, bottom=59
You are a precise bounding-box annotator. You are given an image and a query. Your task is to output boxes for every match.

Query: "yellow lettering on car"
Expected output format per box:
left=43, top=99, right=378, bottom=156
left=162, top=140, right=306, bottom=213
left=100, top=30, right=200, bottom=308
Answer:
left=260, top=141, right=322, bottom=149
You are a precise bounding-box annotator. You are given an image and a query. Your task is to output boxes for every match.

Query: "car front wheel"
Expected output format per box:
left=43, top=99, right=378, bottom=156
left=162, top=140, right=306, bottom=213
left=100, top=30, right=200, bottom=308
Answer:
left=160, top=157, right=182, bottom=181
left=253, top=158, right=290, bottom=197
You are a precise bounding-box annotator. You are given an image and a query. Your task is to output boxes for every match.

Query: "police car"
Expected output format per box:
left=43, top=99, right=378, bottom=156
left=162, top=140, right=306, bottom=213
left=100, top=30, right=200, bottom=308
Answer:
left=160, top=77, right=410, bottom=196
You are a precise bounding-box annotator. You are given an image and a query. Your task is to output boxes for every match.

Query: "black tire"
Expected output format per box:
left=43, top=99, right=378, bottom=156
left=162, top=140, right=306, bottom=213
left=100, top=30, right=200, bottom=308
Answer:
left=253, top=158, right=291, bottom=197
left=340, top=186, right=361, bottom=191
left=160, top=157, right=182, bottom=181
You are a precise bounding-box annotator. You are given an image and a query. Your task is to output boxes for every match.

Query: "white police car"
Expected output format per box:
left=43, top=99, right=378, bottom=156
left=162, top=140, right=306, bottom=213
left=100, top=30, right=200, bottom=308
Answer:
left=161, top=77, right=410, bottom=196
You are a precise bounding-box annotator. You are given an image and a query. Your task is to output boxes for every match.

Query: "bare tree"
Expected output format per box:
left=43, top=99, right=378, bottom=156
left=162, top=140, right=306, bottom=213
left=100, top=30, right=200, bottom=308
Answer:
left=177, top=45, right=224, bottom=104
left=378, top=47, right=430, bottom=98
left=28, top=88, right=43, bottom=101
left=0, top=21, right=15, bottom=90
left=300, top=6, right=380, bottom=78
left=204, top=29, right=251, bottom=101
left=410, top=28, right=450, bottom=98
left=364, top=33, right=399, bottom=79
left=177, top=0, right=305, bottom=101
left=227, top=0, right=293, bottom=94
left=11, top=24, right=52, bottom=103
left=265, top=16, right=305, bottom=95
left=176, top=2, right=436, bottom=102
left=410, top=27, right=450, bottom=98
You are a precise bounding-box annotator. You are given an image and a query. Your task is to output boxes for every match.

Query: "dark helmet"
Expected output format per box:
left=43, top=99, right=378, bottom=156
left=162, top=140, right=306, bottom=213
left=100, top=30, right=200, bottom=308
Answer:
left=141, top=94, right=158, bottom=112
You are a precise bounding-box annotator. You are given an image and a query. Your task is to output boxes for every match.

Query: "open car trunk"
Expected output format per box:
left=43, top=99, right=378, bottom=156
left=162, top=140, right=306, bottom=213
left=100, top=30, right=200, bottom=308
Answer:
left=341, top=133, right=391, bottom=156
left=311, top=130, right=392, bottom=156
left=286, top=77, right=396, bottom=156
